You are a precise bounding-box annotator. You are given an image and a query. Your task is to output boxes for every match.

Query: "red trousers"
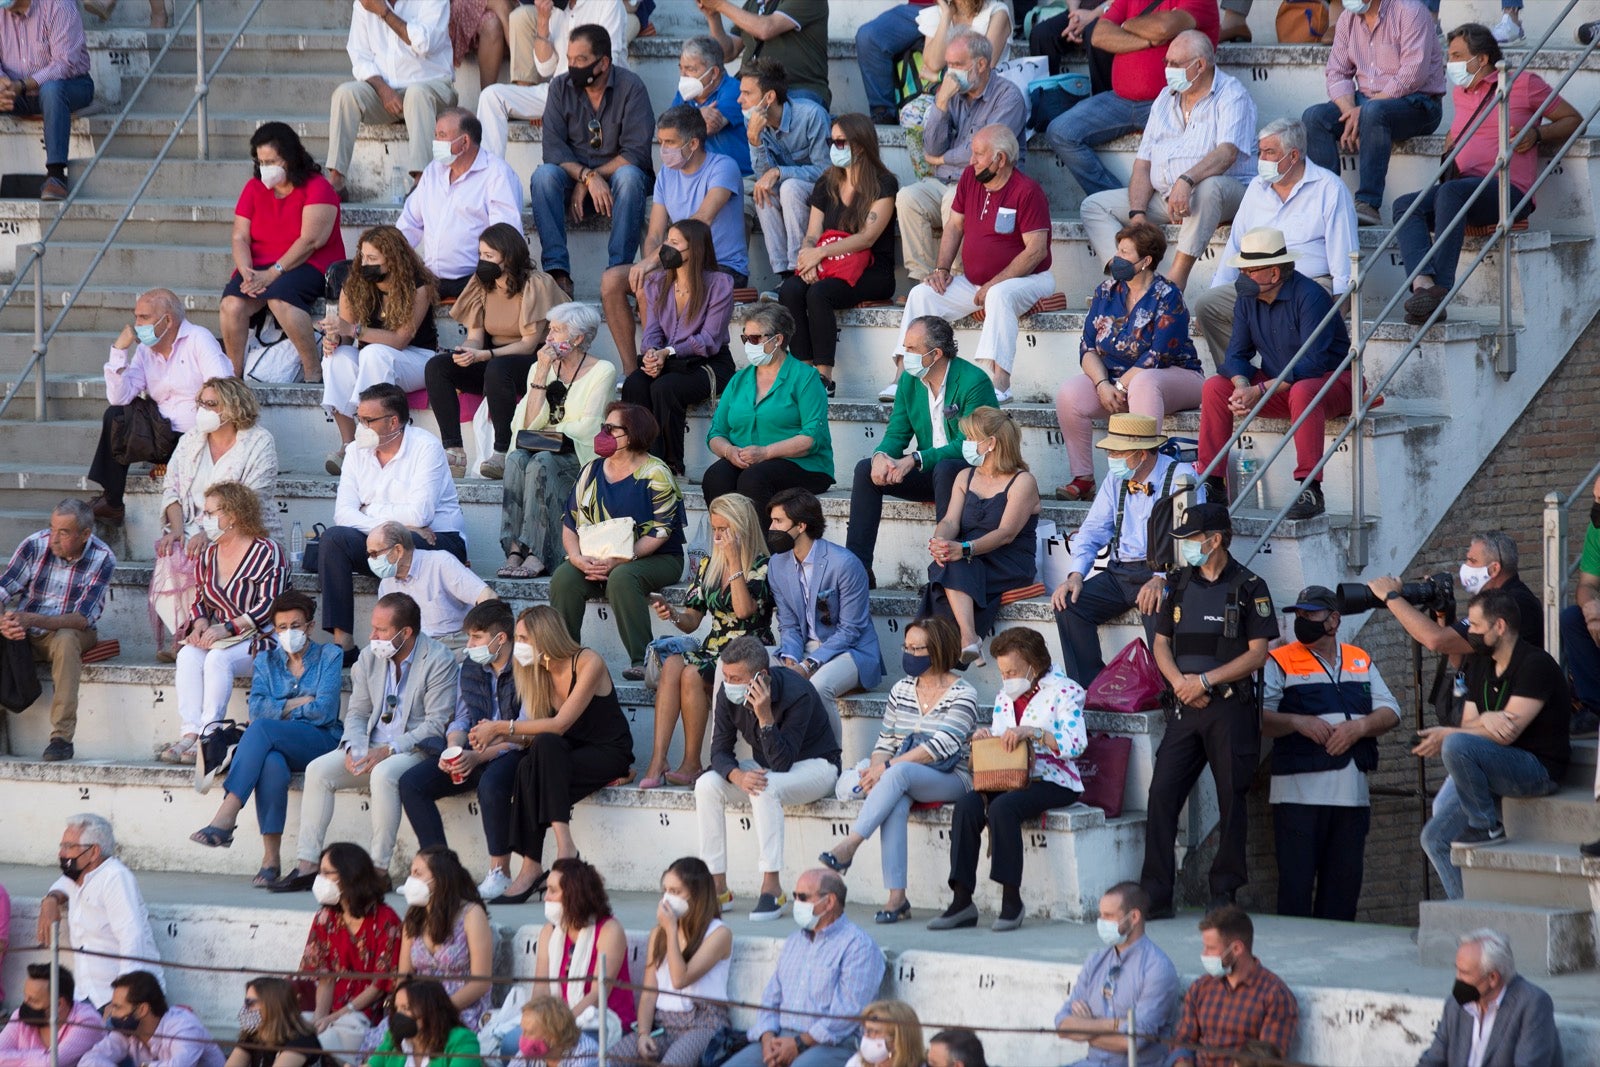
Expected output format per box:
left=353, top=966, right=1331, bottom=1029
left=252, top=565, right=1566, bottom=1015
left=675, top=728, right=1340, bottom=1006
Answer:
left=1197, top=371, right=1354, bottom=481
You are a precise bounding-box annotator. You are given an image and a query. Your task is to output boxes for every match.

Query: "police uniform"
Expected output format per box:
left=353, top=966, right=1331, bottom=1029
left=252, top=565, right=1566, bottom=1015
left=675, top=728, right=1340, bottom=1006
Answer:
left=1140, top=511, right=1276, bottom=913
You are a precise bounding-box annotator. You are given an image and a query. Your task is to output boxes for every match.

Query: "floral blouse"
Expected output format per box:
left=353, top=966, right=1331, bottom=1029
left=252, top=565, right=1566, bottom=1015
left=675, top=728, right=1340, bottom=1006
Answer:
left=682, top=554, right=774, bottom=670
left=1081, top=275, right=1202, bottom=379
left=990, top=669, right=1088, bottom=791
left=298, top=904, right=403, bottom=1024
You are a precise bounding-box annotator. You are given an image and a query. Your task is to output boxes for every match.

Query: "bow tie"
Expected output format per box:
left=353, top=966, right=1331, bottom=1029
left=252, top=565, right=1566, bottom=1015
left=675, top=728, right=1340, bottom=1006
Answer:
left=1127, top=481, right=1151, bottom=495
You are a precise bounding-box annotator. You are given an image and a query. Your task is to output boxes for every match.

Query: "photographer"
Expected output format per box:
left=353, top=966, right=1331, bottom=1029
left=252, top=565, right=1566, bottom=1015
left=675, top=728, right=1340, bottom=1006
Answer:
left=1365, top=531, right=1544, bottom=655
left=1558, top=476, right=1600, bottom=738
left=1413, top=589, right=1570, bottom=899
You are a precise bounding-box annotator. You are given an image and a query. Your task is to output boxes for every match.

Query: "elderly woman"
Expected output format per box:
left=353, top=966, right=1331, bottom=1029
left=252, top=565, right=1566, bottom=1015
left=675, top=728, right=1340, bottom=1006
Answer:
left=819, top=616, right=978, bottom=924
left=1396, top=22, right=1581, bottom=326
left=498, top=302, right=617, bottom=580
left=188, top=590, right=344, bottom=887
left=1053, top=222, right=1204, bottom=501
left=548, top=404, right=686, bottom=675
left=157, top=377, right=282, bottom=558
left=619, top=219, right=736, bottom=477
left=703, top=304, right=834, bottom=520
left=922, top=406, right=1041, bottom=663
left=162, top=482, right=290, bottom=767
left=320, top=225, right=439, bottom=475
left=671, top=35, right=751, bottom=175
left=220, top=122, right=346, bottom=380
left=928, top=628, right=1086, bottom=933
left=424, top=222, right=566, bottom=479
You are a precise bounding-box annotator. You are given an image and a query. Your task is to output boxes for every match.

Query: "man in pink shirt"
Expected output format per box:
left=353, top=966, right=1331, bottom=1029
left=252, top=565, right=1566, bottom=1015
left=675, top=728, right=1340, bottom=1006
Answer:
left=0, top=964, right=105, bottom=1067
left=0, top=0, right=93, bottom=201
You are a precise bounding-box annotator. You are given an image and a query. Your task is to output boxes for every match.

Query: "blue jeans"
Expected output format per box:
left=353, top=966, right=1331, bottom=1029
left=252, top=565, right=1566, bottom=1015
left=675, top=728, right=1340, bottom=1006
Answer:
left=1303, top=92, right=1443, bottom=209
left=855, top=4, right=924, bottom=113
left=1441, top=732, right=1557, bottom=829
left=9, top=75, right=95, bottom=168
left=789, top=88, right=828, bottom=111
left=528, top=162, right=648, bottom=273
left=850, top=762, right=971, bottom=890
left=724, top=1034, right=854, bottom=1067
left=398, top=746, right=522, bottom=856
left=1045, top=92, right=1153, bottom=197
left=1393, top=175, right=1527, bottom=290
left=1561, top=604, right=1600, bottom=709
left=222, top=718, right=342, bottom=835
left=1420, top=776, right=1467, bottom=899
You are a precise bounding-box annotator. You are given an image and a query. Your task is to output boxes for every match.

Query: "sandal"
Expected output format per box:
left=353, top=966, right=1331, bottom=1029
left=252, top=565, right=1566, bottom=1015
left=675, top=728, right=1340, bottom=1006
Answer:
left=159, top=737, right=197, bottom=764
left=497, top=551, right=538, bottom=580
left=252, top=866, right=280, bottom=888
left=638, top=774, right=666, bottom=790
left=190, top=825, right=234, bottom=848
left=663, top=768, right=705, bottom=787
left=1055, top=476, right=1095, bottom=501
left=875, top=901, right=912, bottom=924
left=444, top=447, right=467, bottom=479
left=818, top=850, right=852, bottom=875
left=622, top=665, right=645, bottom=682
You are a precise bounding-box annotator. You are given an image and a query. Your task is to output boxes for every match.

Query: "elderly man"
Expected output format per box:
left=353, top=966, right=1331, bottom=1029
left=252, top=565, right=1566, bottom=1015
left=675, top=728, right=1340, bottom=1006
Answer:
left=1303, top=0, right=1444, bottom=227
left=1263, top=586, right=1400, bottom=921
left=1052, top=414, right=1199, bottom=688
left=80, top=971, right=222, bottom=1067
left=321, top=384, right=467, bottom=661
left=672, top=34, right=750, bottom=174
left=36, top=814, right=162, bottom=1009
left=1195, top=226, right=1353, bottom=521
left=600, top=103, right=748, bottom=375
left=527, top=22, right=655, bottom=299
left=1192, top=119, right=1358, bottom=367
left=1172, top=907, right=1298, bottom=1067
left=1414, top=589, right=1569, bottom=899
left=1369, top=531, right=1545, bottom=657
left=271, top=593, right=457, bottom=892
left=896, top=31, right=1028, bottom=288
left=1044, top=0, right=1218, bottom=200
left=1055, top=883, right=1180, bottom=1067
left=368, top=522, right=494, bottom=645
left=890, top=125, right=1053, bottom=402
left=722, top=868, right=885, bottom=1067
left=1, top=964, right=105, bottom=1067
left=699, top=0, right=830, bottom=110
left=696, top=637, right=841, bottom=922
left=0, top=0, right=93, bottom=201
left=85, top=289, right=231, bottom=525
left=1081, top=31, right=1257, bottom=290
left=739, top=57, right=830, bottom=288
left=325, top=0, right=454, bottom=195
left=850, top=317, right=995, bottom=582
left=395, top=108, right=522, bottom=300
left=476, top=0, right=629, bottom=161
left=1417, top=929, right=1560, bottom=1067
left=0, top=501, right=115, bottom=762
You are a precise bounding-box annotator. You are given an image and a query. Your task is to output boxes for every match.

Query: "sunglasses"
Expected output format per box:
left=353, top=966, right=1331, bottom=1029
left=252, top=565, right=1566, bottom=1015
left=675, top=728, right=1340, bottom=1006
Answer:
left=827, top=137, right=850, bottom=148
left=1102, top=963, right=1122, bottom=1003
left=740, top=332, right=771, bottom=345
left=587, top=118, right=602, bottom=150
left=381, top=694, right=398, bottom=725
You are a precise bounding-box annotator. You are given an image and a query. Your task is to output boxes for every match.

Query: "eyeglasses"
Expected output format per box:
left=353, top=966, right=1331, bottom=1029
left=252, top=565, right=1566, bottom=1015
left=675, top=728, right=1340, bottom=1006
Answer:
left=827, top=137, right=850, bottom=148
left=356, top=412, right=396, bottom=427
left=197, top=397, right=221, bottom=409
left=600, top=423, right=627, bottom=434
left=366, top=548, right=395, bottom=561
left=380, top=694, right=398, bottom=725
left=587, top=118, right=603, bottom=149
left=903, top=644, right=928, bottom=654
left=740, top=332, right=771, bottom=344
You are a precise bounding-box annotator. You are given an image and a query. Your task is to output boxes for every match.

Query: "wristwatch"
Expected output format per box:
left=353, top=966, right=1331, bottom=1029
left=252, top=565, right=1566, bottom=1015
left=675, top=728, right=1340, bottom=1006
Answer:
left=1385, top=590, right=1403, bottom=604
left=961, top=541, right=973, bottom=562
left=802, top=658, right=820, bottom=674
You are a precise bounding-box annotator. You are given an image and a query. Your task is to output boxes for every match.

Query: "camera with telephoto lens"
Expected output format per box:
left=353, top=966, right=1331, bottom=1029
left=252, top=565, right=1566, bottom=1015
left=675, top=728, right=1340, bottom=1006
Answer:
left=1335, top=572, right=1456, bottom=615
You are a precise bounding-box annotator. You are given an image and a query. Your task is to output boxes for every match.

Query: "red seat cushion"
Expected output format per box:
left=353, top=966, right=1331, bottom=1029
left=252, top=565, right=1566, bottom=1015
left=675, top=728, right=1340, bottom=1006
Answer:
left=971, top=291, right=1067, bottom=323
left=82, top=640, right=121, bottom=665
left=1464, top=219, right=1529, bottom=237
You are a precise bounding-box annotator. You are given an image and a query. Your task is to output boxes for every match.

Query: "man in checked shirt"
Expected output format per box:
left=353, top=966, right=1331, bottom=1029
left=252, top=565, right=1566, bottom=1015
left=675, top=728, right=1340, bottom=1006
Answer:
left=1172, top=906, right=1298, bottom=1067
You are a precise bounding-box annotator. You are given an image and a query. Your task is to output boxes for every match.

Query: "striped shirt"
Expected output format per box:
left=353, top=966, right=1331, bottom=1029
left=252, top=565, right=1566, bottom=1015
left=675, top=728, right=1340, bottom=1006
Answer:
left=187, top=537, right=290, bottom=655
left=0, top=0, right=90, bottom=85
left=0, top=530, right=115, bottom=629
left=872, top=676, right=980, bottom=784
left=752, top=916, right=885, bottom=1049
left=1174, top=963, right=1299, bottom=1067
left=1210, top=160, right=1358, bottom=294
left=1325, top=0, right=1446, bottom=102
left=1137, top=69, right=1258, bottom=195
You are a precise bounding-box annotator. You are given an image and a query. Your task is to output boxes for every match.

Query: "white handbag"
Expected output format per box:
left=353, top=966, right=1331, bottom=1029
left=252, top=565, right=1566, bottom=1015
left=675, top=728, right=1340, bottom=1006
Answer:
left=577, top=517, right=636, bottom=560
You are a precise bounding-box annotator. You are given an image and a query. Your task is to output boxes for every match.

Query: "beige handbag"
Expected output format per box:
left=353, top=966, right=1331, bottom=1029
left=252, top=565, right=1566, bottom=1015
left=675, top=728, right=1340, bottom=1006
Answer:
left=577, top=517, right=637, bottom=560
left=971, top=735, right=1033, bottom=793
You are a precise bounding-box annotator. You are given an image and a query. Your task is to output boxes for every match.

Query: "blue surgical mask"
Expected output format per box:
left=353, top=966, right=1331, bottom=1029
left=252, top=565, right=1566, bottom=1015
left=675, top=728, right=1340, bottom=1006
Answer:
left=1234, top=274, right=1262, bottom=299
left=1096, top=917, right=1125, bottom=946
left=134, top=321, right=162, bottom=346
left=0, top=0, right=17, bottom=10
left=829, top=144, right=853, bottom=169
left=1179, top=537, right=1209, bottom=568
left=903, top=349, right=929, bottom=378
left=370, top=551, right=398, bottom=580
left=1201, top=953, right=1229, bottom=978
left=1107, top=456, right=1133, bottom=481
left=741, top=104, right=764, bottom=124
left=744, top=340, right=775, bottom=367
left=962, top=440, right=985, bottom=466
left=1164, top=60, right=1195, bottom=94
left=465, top=635, right=500, bottom=666
left=723, top=682, right=749, bottom=705
left=946, top=66, right=972, bottom=93
left=1341, top=0, right=1368, bottom=12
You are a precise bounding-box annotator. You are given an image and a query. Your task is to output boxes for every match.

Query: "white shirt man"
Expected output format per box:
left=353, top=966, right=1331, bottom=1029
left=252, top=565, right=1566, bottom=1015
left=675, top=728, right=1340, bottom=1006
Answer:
left=368, top=523, right=494, bottom=640
left=40, top=818, right=162, bottom=1008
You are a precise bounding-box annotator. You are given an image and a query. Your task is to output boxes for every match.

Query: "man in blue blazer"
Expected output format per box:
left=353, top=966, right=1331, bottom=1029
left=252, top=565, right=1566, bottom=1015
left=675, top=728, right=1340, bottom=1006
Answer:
left=1416, top=929, right=1561, bottom=1067
left=766, top=488, right=884, bottom=723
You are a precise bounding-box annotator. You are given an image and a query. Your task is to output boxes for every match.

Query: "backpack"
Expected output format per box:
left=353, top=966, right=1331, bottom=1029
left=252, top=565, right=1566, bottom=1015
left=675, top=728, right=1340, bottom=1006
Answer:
left=892, top=43, right=928, bottom=109
left=1144, top=466, right=1200, bottom=573
left=1026, top=72, right=1091, bottom=134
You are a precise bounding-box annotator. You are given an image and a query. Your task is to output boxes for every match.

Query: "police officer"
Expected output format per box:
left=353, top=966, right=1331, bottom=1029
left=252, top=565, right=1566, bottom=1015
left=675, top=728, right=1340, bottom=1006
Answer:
left=1261, top=586, right=1399, bottom=922
left=1140, top=503, right=1275, bottom=918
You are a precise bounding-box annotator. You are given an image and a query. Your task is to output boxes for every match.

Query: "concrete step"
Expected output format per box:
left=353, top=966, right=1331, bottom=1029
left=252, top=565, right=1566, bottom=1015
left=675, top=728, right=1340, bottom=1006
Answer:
left=1454, top=837, right=1600, bottom=911
left=1418, top=898, right=1598, bottom=977
left=84, top=0, right=353, bottom=33
left=1505, top=784, right=1600, bottom=846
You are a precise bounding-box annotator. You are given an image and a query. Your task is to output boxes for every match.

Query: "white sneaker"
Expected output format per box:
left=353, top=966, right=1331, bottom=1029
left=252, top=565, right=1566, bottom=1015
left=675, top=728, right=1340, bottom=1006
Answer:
left=994, top=388, right=1014, bottom=404
left=476, top=868, right=512, bottom=899
left=878, top=380, right=899, bottom=402
left=1491, top=12, right=1524, bottom=43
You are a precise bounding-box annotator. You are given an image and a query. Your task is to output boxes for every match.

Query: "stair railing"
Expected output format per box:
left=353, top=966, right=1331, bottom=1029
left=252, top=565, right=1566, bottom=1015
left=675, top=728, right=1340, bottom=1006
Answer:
left=1539, top=457, right=1600, bottom=661
left=1193, top=0, right=1598, bottom=568
left=0, top=0, right=265, bottom=422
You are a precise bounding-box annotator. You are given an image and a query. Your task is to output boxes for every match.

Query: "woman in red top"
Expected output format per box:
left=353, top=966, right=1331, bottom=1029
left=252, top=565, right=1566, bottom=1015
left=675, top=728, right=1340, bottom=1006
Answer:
left=299, top=842, right=402, bottom=1062
left=528, top=858, right=635, bottom=1049
left=220, top=122, right=346, bottom=381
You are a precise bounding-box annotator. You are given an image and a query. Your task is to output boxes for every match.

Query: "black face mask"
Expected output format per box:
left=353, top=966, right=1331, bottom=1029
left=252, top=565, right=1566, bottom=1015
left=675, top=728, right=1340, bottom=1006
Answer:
left=18, top=1004, right=50, bottom=1026
left=389, top=1010, right=419, bottom=1042
left=569, top=60, right=601, bottom=90
left=973, top=165, right=998, bottom=184
left=658, top=245, right=685, bottom=270
left=1590, top=501, right=1600, bottom=529
left=1452, top=979, right=1482, bottom=1006
left=58, top=849, right=89, bottom=880
left=1465, top=631, right=1491, bottom=655
left=108, top=1011, right=141, bottom=1034
left=1293, top=616, right=1330, bottom=646
left=357, top=264, right=388, bottom=283
left=766, top=529, right=797, bottom=556
left=474, top=260, right=503, bottom=285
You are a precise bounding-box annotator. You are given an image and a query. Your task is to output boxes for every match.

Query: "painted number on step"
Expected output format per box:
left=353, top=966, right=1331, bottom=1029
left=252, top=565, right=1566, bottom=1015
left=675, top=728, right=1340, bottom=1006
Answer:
left=977, top=974, right=997, bottom=989
left=359, top=800, right=369, bottom=812
left=109, top=50, right=132, bottom=66
left=1389, top=251, right=1403, bottom=268
left=897, top=963, right=916, bottom=983
left=659, top=813, right=670, bottom=827
left=0, top=221, right=18, bottom=235
left=1340, top=156, right=1358, bottom=174
left=1259, top=541, right=1274, bottom=555
left=886, top=618, right=899, bottom=633
left=1024, top=334, right=1039, bottom=348
left=161, top=790, right=173, bottom=804
left=1250, top=67, right=1270, bottom=82
left=77, top=787, right=90, bottom=800
left=862, top=426, right=876, bottom=439
left=1335, top=441, right=1350, bottom=454
left=738, top=817, right=751, bottom=831
left=468, top=801, right=480, bottom=816
left=1045, top=429, right=1064, bottom=447
left=152, top=688, right=166, bottom=704
left=1238, top=435, right=1255, bottom=449
left=249, top=924, right=259, bottom=940
left=831, top=823, right=849, bottom=837
left=525, top=938, right=535, bottom=955
left=1343, top=1008, right=1366, bottom=1025
left=166, top=922, right=179, bottom=938
left=597, top=606, right=609, bottom=620
left=1028, top=832, right=1048, bottom=849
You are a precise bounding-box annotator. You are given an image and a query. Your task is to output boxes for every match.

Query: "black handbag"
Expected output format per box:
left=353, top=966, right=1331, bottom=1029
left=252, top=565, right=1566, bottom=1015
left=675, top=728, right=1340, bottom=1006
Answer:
left=0, top=633, right=42, bottom=713
left=515, top=430, right=571, bottom=454
left=699, top=1026, right=749, bottom=1067
left=109, top=394, right=180, bottom=466
left=301, top=522, right=328, bottom=574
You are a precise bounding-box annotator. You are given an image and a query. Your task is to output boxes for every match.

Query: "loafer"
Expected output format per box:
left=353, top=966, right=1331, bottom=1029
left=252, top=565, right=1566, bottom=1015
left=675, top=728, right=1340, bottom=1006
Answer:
left=926, top=902, right=979, bottom=930
left=88, top=494, right=124, bottom=524
left=991, top=911, right=1024, bottom=932
left=40, top=177, right=68, bottom=202
left=875, top=901, right=912, bottom=924
left=1404, top=284, right=1449, bottom=326
left=267, top=869, right=318, bottom=893
left=42, top=738, right=74, bottom=762
left=1354, top=201, right=1384, bottom=227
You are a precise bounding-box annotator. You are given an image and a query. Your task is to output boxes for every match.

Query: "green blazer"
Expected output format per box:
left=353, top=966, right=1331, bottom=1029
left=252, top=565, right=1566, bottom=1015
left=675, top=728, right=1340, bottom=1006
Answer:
left=368, top=1025, right=481, bottom=1067
left=877, top=356, right=999, bottom=468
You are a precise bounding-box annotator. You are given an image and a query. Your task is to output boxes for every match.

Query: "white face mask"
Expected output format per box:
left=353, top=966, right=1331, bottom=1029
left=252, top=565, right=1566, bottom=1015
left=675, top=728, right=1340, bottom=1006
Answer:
left=201, top=515, right=225, bottom=542
left=353, top=425, right=382, bottom=450
left=400, top=876, right=432, bottom=909
left=660, top=892, right=690, bottom=918
left=858, top=1037, right=891, bottom=1064
left=1341, top=0, right=1369, bottom=12
left=513, top=641, right=537, bottom=667
left=744, top=339, right=775, bottom=367
left=312, top=874, right=341, bottom=907
left=370, top=551, right=399, bottom=581
left=1258, top=157, right=1282, bottom=184
left=1446, top=60, right=1476, bottom=88
left=1000, top=675, right=1033, bottom=700
left=543, top=900, right=564, bottom=927
left=903, top=349, right=929, bottom=378
left=431, top=138, right=461, bottom=165
left=677, top=72, right=708, bottom=102
left=1459, top=562, right=1493, bottom=594
left=1164, top=60, right=1196, bottom=94
left=1200, top=952, right=1230, bottom=978
left=723, top=682, right=749, bottom=705
left=1097, top=917, right=1125, bottom=946
left=464, top=636, right=499, bottom=666
left=258, top=163, right=287, bottom=188
left=962, top=440, right=985, bottom=467
left=279, top=628, right=308, bottom=655
left=369, top=634, right=401, bottom=661
left=194, top=407, right=223, bottom=434
left=792, top=898, right=820, bottom=931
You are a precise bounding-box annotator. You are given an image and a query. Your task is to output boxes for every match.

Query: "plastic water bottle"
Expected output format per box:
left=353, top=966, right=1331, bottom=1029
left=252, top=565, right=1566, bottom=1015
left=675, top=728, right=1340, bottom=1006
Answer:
left=290, top=521, right=304, bottom=570
left=1234, top=453, right=1266, bottom=510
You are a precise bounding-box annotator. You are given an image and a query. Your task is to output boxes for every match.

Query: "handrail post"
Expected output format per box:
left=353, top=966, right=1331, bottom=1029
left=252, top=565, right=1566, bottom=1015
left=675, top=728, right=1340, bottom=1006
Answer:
left=1125, top=1006, right=1138, bottom=1067
left=32, top=244, right=45, bottom=422
left=595, top=952, right=607, bottom=1067
left=194, top=0, right=208, bottom=159
left=1543, top=490, right=1565, bottom=662
left=1494, top=59, right=1516, bottom=377
left=48, top=920, right=60, bottom=1067
left=1348, top=250, right=1366, bottom=567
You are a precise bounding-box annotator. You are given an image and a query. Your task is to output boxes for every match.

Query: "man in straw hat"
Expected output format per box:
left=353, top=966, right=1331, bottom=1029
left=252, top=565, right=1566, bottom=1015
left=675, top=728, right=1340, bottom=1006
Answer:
left=1195, top=226, right=1352, bottom=521
left=1051, top=412, right=1201, bottom=687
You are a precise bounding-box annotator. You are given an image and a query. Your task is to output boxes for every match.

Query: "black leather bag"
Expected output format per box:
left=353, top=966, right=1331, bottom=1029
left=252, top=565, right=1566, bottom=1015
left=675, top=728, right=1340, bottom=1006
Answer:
left=0, top=633, right=41, bottom=713
left=109, top=394, right=179, bottom=466
left=515, top=430, right=571, bottom=454
left=301, top=522, right=328, bottom=574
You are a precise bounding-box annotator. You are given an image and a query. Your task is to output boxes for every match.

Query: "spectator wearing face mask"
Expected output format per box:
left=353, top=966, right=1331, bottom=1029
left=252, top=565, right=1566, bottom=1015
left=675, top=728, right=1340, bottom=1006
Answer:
left=80, top=972, right=222, bottom=1067
left=509, top=997, right=596, bottom=1067
left=846, top=1001, right=925, bottom=1067
left=0, top=963, right=104, bottom=1067
left=737, top=58, right=831, bottom=289
left=225, top=977, right=324, bottom=1067
left=668, top=36, right=750, bottom=175
left=1416, top=929, right=1561, bottom=1067
left=367, top=980, right=477, bottom=1067
left=1170, top=907, right=1297, bottom=1067
left=1055, top=883, right=1179, bottom=1067
left=366, top=523, right=495, bottom=646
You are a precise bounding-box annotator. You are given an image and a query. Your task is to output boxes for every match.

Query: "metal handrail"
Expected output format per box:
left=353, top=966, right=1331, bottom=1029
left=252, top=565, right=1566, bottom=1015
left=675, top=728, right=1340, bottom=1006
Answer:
left=0, top=0, right=266, bottom=424
left=1539, top=457, right=1600, bottom=661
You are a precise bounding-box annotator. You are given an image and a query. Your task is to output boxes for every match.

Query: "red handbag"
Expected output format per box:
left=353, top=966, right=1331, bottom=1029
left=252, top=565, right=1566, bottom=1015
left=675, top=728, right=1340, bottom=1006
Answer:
left=814, top=229, right=871, bottom=286
left=1076, top=733, right=1134, bottom=818
left=1083, top=637, right=1166, bottom=714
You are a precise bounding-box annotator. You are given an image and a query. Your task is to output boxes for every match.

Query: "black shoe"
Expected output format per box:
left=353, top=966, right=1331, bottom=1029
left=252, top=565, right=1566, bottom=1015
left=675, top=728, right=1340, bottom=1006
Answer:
left=1570, top=705, right=1599, bottom=737
left=1579, top=19, right=1600, bottom=44
left=491, top=867, right=551, bottom=904
left=342, top=645, right=361, bottom=669
left=267, top=869, right=318, bottom=893
left=41, top=738, right=74, bottom=762
left=1203, top=476, right=1228, bottom=504
left=823, top=378, right=837, bottom=399
left=1452, top=824, right=1507, bottom=848
left=1404, top=284, right=1449, bottom=327
left=870, top=106, right=898, bottom=125
left=1285, top=482, right=1325, bottom=521
left=1580, top=837, right=1600, bottom=858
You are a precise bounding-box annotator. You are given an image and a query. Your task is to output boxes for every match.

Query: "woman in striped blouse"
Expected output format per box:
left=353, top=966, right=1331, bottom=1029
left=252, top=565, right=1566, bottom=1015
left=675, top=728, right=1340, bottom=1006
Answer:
left=818, top=616, right=978, bottom=924
left=162, top=481, right=290, bottom=764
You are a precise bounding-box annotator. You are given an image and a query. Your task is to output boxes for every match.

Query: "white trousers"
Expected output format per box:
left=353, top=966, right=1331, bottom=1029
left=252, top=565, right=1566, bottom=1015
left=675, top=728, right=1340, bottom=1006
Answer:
left=746, top=176, right=814, bottom=274
left=764, top=643, right=861, bottom=737
left=175, top=640, right=256, bottom=737
left=1080, top=176, right=1247, bottom=264
left=478, top=82, right=551, bottom=161
left=326, top=78, right=456, bottom=177
left=894, top=272, right=1057, bottom=374
left=696, top=757, right=838, bottom=875
left=322, top=343, right=433, bottom=417
left=895, top=176, right=959, bottom=280
left=295, top=747, right=425, bottom=868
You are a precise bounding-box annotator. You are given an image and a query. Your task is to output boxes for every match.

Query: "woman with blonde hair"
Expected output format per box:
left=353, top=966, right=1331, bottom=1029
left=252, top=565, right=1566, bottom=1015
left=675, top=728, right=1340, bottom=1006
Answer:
left=641, top=492, right=774, bottom=789
left=158, top=377, right=282, bottom=559
left=225, top=975, right=324, bottom=1067
left=319, top=224, right=440, bottom=474
left=164, top=482, right=289, bottom=767
left=848, top=1000, right=926, bottom=1067
left=473, top=606, right=633, bottom=903
left=922, top=406, right=1040, bottom=663
left=511, top=996, right=595, bottom=1067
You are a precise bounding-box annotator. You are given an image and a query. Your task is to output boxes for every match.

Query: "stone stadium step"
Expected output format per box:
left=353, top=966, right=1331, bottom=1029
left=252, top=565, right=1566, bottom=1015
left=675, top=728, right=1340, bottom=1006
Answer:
left=1454, top=837, right=1600, bottom=912
left=84, top=0, right=352, bottom=33
left=1419, top=898, right=1598, bottom=977
left=1504, top=782, right=1600, bottom=845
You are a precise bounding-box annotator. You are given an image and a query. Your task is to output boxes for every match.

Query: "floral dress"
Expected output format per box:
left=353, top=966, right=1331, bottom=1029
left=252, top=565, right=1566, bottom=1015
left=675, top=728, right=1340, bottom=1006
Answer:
left=361, top=908, right=491, bottom=1052
left=1081, top=276, right=1203, bottom=380
left=297, top=905, right=402, bottom=1023
left=681, top=554, right=774, bottom=675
